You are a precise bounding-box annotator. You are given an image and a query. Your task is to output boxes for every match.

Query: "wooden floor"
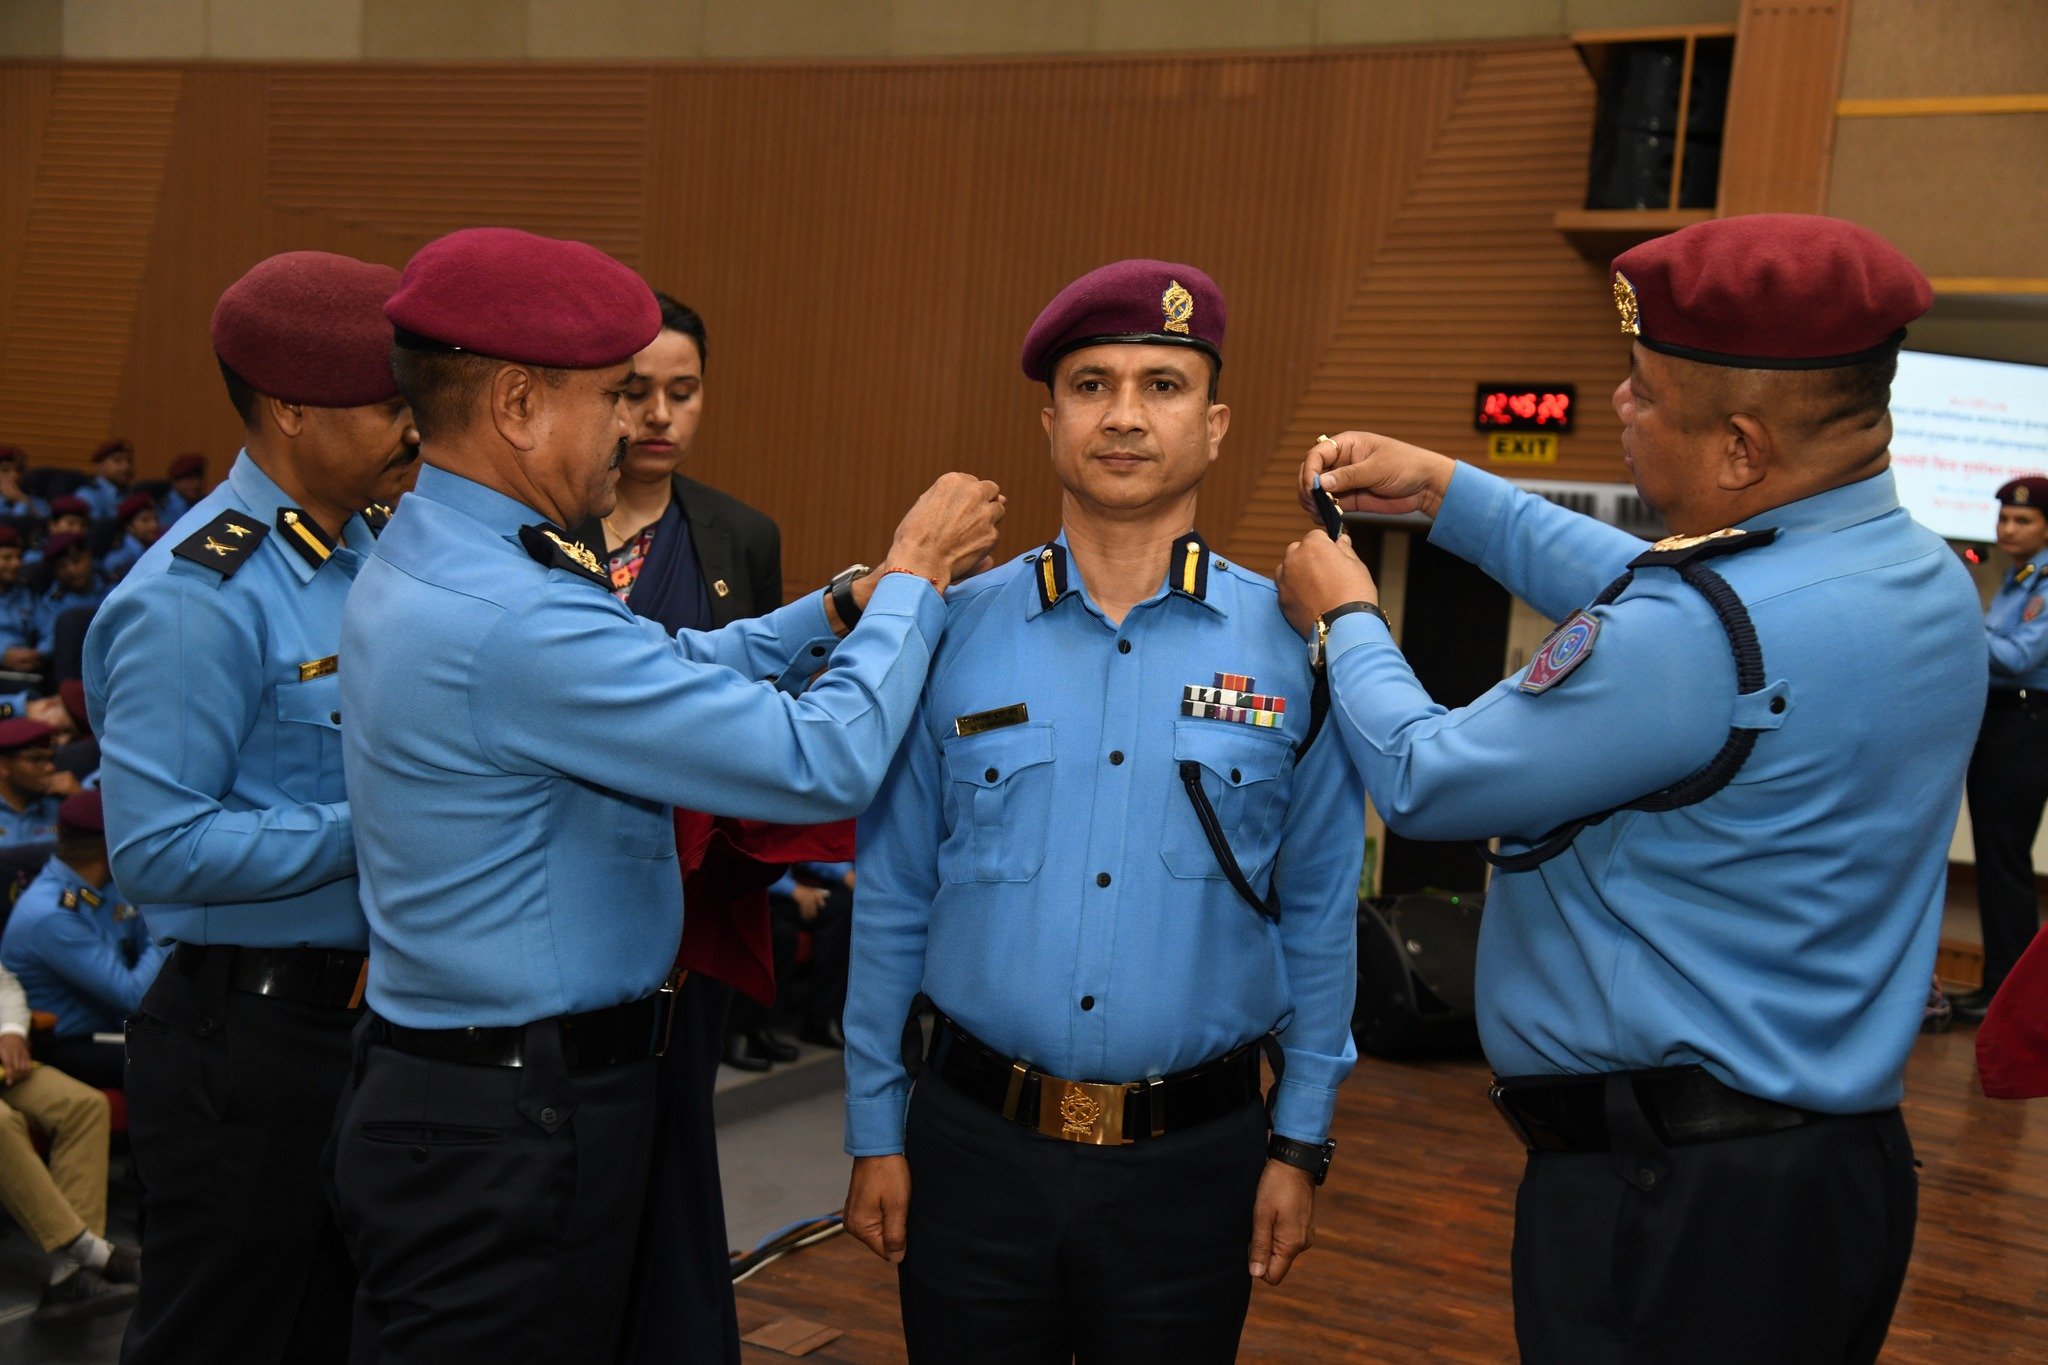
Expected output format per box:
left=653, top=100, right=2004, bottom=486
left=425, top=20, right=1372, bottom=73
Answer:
left=736, top=1026, right=2048, bottom=1362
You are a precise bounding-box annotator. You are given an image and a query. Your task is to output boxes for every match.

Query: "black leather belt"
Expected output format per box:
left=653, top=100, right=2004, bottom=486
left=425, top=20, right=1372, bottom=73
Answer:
left=172, top=942, right=366, bottom=1011
left=1489, top=1065, right=1846, bottom=1152
left=373, top=987, right=675, bottom=1071
left=926, top=1012, right=1262, bottom=1146
left=1986, top=688, right=2048, bottom=712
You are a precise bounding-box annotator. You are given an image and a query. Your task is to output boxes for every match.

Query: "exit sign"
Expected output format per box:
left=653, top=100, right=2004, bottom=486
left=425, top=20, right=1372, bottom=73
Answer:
left=1475, top=383, right=1575, bottom=432
left=1488, top=432, right=1558, bottom=464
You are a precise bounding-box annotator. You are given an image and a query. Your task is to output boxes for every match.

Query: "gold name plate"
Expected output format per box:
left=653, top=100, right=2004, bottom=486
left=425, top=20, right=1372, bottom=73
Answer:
left=298, top=656, right=338, bottom=682
left=953, top=703, right=1028, bottom=737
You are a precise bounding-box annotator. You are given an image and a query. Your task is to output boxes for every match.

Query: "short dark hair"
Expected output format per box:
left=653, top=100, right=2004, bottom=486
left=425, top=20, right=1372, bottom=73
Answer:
left=1805, top=350, right=1898, bottom=429
left=652, top=292, right=707, bottom=368
left=218, top=357, right=259, bottom=426
left=56, top=826, right=103, bottom=867
left=391, top=348, right=566, bottom=442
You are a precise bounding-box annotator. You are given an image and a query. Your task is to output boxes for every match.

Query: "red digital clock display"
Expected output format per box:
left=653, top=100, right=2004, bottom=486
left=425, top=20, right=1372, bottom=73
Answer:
left=1474, top=384, right=1575, bottom=432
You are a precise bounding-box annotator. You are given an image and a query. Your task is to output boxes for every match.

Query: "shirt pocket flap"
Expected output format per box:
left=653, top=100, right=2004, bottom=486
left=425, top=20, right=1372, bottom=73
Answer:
left=1172, top=719, right=1289, bottom=788
left=276, top=671, right=342, bottom=732
left=942, top=722, right=1056, bottom=789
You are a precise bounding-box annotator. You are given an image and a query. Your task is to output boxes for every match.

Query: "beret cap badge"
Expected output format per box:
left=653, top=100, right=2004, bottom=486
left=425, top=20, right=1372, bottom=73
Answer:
left=1613, top=272, right=1641, bottom=336
left=1160, top=280, right=1194, bottom=336
left=2019, top=486, right=2032, bottom=506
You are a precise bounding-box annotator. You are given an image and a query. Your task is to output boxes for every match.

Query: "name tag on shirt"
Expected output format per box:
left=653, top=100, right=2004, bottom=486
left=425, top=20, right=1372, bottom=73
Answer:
left=954, top=703, right=1029, bottom=737
left=299, top=656, right=338, bottom=682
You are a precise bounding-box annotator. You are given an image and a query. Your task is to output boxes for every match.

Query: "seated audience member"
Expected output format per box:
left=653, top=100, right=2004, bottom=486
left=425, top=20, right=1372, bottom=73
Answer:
left=0, top=526, right=41, bottom=671
left=768, top=861, right=852, bottom=1049
left=0, top=959, right=138, bottom=1316
left=0, top=718, right=71, bottom=847
left=27, top=498, right=91, bottom=568
left=0, top=791, right=160, bottom=1087
left=34, top=534, right=108, bottom=655
left=0, top=446, right=48, bottom=521
left=76, top=441, right=133, bottom=523
left=100, top=495, right=162, bottom=582
left=159, top=453, right=208, bottom=526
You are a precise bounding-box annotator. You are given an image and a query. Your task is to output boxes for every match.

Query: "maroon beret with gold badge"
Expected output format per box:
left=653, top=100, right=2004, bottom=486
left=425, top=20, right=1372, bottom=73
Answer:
left=211, top=251, right=403, bottom=408
left=58, top=789, right=103, bottom=834
left=1996, top=477, right=2048, bottom=510
left=1021, top=259, right=1226, bottom=383
left=1611, top=214, right=1931, bottom=369
left=386, top=227, right=661, bottom=370
left=47, top=496, right=88, bottom=520
left=0, top=718, right=54, bottom=752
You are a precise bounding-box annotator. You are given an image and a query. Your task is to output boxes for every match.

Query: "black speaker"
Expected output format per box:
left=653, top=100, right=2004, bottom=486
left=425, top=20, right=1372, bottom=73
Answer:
left=1353, top=893, right=1484, bottom=1060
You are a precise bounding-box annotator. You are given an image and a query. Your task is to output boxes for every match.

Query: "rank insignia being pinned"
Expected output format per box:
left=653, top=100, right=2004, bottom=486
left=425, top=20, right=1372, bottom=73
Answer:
left=1182, top=673, right=1286, bottom=728
left=519, top=524, right=610, bottom=588
left=1521, top=611, right=1600, bottom=694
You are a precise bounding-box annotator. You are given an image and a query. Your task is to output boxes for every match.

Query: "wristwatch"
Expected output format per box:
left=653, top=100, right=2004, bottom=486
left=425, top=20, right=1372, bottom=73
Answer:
left=1268, top=1134, right=1337, bottom=1186
left=827, top=563, right=871, bottom=631
left=1310, top=600, right=1388, bottom=667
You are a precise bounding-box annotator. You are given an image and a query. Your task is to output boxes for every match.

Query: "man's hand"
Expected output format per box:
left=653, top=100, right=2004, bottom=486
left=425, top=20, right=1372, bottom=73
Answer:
left=1247, top=1160, right=1316, bottom=1286
left=885, top=473, right=1007, bottom=588
left=41, top=770, right=81, bottom=799
left=0, top=1031, right=31, bottom=1084
left=1, top=647, right=40, bottom=673
left=791, top=884, right=830, bottom=924
left=1274, top=532, right=1378, bottom=638
left=1300, top=431, right=1459, bottom=520
left=844, top=1154, right=911, bottom=1264
left=25, top=696, right=72, bottom=738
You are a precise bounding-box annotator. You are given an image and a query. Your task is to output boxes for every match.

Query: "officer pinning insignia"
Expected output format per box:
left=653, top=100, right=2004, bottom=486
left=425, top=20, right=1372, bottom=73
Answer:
left=1182, top=673, right=1286, bottom=727
left=518, top=524, right=611, bottom=588
left=1521, top=612, right=1600, bottom=694
left=1629, top=525, right=1778, bottom=569
left=172, top=510, right=270, bottom=577
left=277, top=508, right=336, bottom=567
left=954, top=703, right=1029, bottom=737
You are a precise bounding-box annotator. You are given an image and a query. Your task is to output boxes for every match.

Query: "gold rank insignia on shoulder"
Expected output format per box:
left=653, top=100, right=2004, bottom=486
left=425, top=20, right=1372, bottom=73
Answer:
left=1629, top=525, right=1777, bottom=570
left=1652, top=527, right=1745, bottom=554
left=517, top=524, right=610, bottom=588
left=954, top=703, right=1028, bottom=737
left=1161, top=280, right=1194, bottom=336
left=299, top=655, right=338, bottom=682
left=58, top=890, right=78, bottom=911
left=1613, top=272, right=1640, bottom=336
left=550, top=531, right=602, bottom=576
left=172, top=510, right=270, bottom=580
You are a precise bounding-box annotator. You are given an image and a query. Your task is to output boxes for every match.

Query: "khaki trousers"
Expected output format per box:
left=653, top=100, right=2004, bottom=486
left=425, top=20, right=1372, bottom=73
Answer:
left=0, top=1063, right=110, bottom=1252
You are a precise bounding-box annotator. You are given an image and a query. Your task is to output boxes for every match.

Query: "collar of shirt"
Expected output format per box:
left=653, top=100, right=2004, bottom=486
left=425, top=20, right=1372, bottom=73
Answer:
left=226, top=451, right=375, bottom=584
left=1737, top=467, right=1901, bottom=540
left=1024, top=529, right=1228, bottom=624
left=47, top=857, right=117, bottom=914
left=410, top=464, right=546, bottom=545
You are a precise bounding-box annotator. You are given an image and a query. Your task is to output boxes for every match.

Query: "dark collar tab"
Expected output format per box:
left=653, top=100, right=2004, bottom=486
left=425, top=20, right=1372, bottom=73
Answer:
left=1033, top=543, right=1072, bottom=611
left=1628, top=525, right=1778, bottom=571
left=362, top=502, right=395, bottom=537
left=520, top=524, right=611, bottom=588
left=276, top=508, right=337, bottom=568
left=171, top=510, right=269, bottom=579
left=1170, top=532, right=1212, bottom=601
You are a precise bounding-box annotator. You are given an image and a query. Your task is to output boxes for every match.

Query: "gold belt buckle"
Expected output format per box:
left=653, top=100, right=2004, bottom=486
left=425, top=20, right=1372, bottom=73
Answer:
left=1037, top=1077, right=1130, bottom=1146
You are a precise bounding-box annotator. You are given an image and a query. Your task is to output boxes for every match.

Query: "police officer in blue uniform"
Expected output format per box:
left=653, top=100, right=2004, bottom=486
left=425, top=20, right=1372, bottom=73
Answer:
left=77, top=440, right=134, bottom=523
left=1281, top=215, right=1982, bottom=1363
left=85, top=249, right=419, bottom=1365
left=1954, top=475, right=2048, bottom=1021
left=843, top=260, right=1364, bottom=1364
left=0, top=527, right=42, bottom=666
left=0, top=717, right=70, bottom=849
left=330, top=226, right=1003, bottom=1363
left=0, top=791, right=157, bottom=1087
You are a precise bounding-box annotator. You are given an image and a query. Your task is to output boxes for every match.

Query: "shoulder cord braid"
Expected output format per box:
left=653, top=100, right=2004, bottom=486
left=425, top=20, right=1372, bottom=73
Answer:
left=1481, top=560, right=1768, bottom=874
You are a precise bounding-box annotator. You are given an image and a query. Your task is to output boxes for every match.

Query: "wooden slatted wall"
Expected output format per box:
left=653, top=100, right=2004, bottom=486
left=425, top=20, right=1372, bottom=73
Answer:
left=0, top=45, right=1640, bottom=593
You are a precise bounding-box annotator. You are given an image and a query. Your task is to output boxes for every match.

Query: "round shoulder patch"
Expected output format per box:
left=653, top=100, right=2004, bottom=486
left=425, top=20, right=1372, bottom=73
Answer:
left=2026, top=596, right=2044, bottom=623
left=1520, top=610, right=1600, bottom=694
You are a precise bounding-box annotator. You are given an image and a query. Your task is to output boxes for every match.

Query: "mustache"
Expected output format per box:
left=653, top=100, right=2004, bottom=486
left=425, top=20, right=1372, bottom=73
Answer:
left=609, top=437, right=629, bottom=470
left=383, top=440, right=421, bottom=472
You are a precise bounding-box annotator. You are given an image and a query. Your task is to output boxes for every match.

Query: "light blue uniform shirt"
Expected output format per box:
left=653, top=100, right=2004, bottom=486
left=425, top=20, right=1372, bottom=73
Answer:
left=1326, top=464, right=1984, bottom=1114
left=0, top=858, right=162, bottom=1037
left=77, top=476, right=125, bottom=523
left=85, top=452, right=368, bottom=950
left=845, top=535, right=1365, bottom=1156
left=101, top=533, right=150, bottom=583
left=341, top=464, right=945, bottom=1030
left=0, top=583, right=37, bottom=652
left=1985, top=548, right=2048, bottom=690
left=0, top=792, right=60, bottom=848
left=35, top=576, right=109, bottom=653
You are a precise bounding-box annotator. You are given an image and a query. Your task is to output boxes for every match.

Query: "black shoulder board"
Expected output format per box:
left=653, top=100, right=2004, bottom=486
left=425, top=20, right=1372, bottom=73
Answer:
left=1629, top=526, right=1778, bottom=570
left=172, top=511, right=270, bottom=578
left=518, top=524, right=611, bottom=589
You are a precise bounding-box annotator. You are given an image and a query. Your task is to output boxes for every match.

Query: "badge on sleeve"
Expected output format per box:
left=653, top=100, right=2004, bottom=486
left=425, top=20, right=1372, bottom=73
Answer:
left=1521, top=611, right=1600, bottom=694
left=2026, top=596, right=2044, bottom=623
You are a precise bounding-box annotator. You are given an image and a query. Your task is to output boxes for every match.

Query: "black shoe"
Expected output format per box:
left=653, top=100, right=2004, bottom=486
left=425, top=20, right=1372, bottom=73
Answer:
left=751, top=1030, right=799, bottom=1063
left=100, top=1243, right=141, bottom=1285
left=1950, top=988, right=1996, bottom=1022
left=799, top=1020, right=845, bottom=1050
left=721, top=1036, right=772, bottom=1072
left=38, top=1268, right=138, bottom=1319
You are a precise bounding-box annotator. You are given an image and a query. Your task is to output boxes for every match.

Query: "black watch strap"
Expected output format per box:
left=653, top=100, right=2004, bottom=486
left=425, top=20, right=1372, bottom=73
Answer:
left=1267, top=1134, right=1336, bottom=1185
left=1321, top=600, right=1388, bottom=631
left=828, top=564, right=870, bottom=630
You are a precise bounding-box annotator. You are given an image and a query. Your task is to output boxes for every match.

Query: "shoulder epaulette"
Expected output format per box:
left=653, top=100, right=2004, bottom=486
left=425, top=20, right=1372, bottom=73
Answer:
left=1629, top=526, right=1778, bottom=570
left=518, top=524, right=611, bottom=589
left=171, top=510, right=269, bottom=579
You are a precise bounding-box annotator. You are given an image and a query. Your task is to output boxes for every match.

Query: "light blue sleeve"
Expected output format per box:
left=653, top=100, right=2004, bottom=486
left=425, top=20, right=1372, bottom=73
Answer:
left=1428, top=464, right=1650, bottom=623
left=1986, top=595, right=2048, bottom=679
left=1325, top=581, right=1734, bottom=843
left=842, top=704, right=941, bottom=1156
left=85, top=577, right=356, bottom=905
left=766, top=872, right=799, bottom=899
left=473, top=572, right=945, bottom=824
left=1267, top=724, right=1367, bottom=1145
left=669, top=590, right=839, bottom=683
left=21, top=912, right=163, bottom=1018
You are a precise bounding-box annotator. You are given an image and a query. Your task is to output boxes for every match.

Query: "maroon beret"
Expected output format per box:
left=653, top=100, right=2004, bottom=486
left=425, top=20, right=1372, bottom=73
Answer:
left=41, top=531, right=86, bottom=561
left=0, top=445, right=23, bottom=468
left=117, top=493, right=156, bottom=524
left=1612, top=215, right=1930, bottom=370
left=168, top=453, right=206, bottom=480
left=387, top=227, right=660, bottom=370
left=211, top=251, right=402, bottom=408
left=91, top=439, right=132, bottom=463
left=58, top=789, right=103, bottom=834
left=0, top=527, right=20, bottom=548
left=1997, top=477, right=2048, bottom=510
left=0, top=718, right=54, bottom=752
left=47, top=496, right=88, bottom=520
left=1020, top=259, right=1226, bottom=383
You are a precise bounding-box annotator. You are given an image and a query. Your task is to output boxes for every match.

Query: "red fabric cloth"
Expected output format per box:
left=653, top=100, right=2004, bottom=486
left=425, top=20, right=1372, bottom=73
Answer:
left=671, top=810, right=855, bottom=1007
left=1977, top=930, right=2048, bottom=1098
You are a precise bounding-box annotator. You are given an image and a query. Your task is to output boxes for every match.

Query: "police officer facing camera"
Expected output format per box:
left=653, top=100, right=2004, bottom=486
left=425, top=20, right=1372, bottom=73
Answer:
left=329, top=227, right=1003, bottom=1363
left=1279, top=215, right=1983, bottom=1363
left=1955, top=475, right=2048, bottom=1021
left=843, top=260, right=1364, bottom=1364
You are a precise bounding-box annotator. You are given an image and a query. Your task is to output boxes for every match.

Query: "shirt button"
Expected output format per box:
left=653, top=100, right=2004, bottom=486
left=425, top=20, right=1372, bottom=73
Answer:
left=540, top=1106, right=558, bottom=1126
left=1117, top=640, right=1131, bottom=655
left=1109, top=751, right=1124, bottom=765
left=1230, top=768, right=1241, bottom=783
left=1080, top=996, right=1095, bottom=1011
left=1096, top=872, right=1111, bottom=888
left=984, top=767, right=999, bottom=783
left=330, top=711, right=342, bottom=725
left=810, top=645, right=826, bottom=657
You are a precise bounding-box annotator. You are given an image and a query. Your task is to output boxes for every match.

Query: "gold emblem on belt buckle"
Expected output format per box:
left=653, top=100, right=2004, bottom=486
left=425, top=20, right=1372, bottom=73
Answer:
left=1040, top=1078, right=1127, bottom=1145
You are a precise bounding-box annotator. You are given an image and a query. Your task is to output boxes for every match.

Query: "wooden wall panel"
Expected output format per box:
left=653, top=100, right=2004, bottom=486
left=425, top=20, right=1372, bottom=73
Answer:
left=0, top=44, right=1646, bottom=595
left=1717, top=1, right=1853, bottom=215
